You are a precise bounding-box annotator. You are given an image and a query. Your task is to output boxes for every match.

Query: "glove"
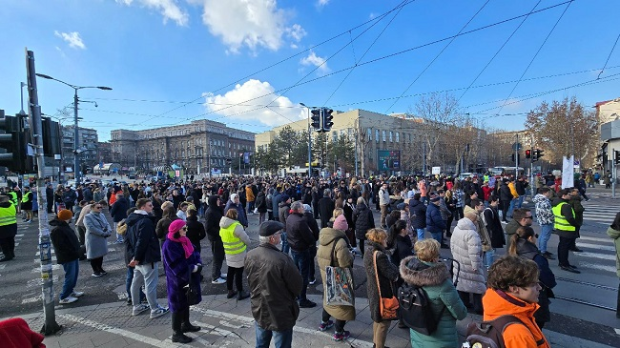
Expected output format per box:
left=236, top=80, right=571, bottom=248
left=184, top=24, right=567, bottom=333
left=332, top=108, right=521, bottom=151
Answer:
left=193, top=264, right=203, bottom=273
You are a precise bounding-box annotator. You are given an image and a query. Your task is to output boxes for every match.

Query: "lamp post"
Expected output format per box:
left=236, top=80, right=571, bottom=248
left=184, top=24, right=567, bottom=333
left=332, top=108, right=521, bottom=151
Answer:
left=36, top=73, right=111, bottom=185
left=299, top=103, right=313, bottom=178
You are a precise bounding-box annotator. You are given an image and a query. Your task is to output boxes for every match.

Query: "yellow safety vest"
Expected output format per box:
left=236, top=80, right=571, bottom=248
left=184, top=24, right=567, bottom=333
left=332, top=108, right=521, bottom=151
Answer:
left=22, top=192, right=31, bottom=203
left=219, top=221, right=246, bottom=255
left=7, top=192, right=18, bottom=206
left=0, top=205, right=17, bottom=226
left=552, top=202, right=575, bottom=232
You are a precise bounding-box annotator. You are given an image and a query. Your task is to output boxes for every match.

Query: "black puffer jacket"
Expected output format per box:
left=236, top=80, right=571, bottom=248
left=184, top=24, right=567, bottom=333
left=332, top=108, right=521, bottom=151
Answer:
left=50, top=218, right=81, bottom=264
left=285, top=212, right=315, bottom=251
left=186, top=215, right=206, bottom=252
left=255, top=192, right=267, bottom=213
left=353, top=203, right=375, bottom=240
left=125, top=212, right=160, bottom=264
left=205, top=195, right=223, bottom=243
left=409, top=199, right=427, bottom=229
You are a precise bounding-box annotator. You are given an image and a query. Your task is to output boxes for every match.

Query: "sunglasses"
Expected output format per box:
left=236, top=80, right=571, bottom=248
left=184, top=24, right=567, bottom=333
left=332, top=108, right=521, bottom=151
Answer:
left=95, top=206, right=103, bottom=209
left=182, top=226, right=187, bottom=231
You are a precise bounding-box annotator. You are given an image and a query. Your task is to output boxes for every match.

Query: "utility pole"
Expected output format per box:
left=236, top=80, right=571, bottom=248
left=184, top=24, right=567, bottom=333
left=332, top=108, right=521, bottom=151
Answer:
left=26, top=49, right=61, bottom=335
left=515, top=133, right=519, bottom=176
left=354, top=125, right=358, bottom=178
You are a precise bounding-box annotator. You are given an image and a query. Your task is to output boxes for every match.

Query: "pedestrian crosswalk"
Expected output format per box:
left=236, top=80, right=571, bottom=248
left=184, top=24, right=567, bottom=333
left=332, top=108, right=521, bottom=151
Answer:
left=581, top=201, right=620, bottom=225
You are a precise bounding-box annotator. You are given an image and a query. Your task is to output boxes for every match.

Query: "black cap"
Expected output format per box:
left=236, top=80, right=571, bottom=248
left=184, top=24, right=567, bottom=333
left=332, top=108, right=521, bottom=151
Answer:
left=259, top=221, right=284, bottom=237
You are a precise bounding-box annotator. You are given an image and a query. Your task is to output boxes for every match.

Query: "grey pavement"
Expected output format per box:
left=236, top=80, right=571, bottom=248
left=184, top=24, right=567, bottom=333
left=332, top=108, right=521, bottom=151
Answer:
left=8, top=293, right=616, bottom=348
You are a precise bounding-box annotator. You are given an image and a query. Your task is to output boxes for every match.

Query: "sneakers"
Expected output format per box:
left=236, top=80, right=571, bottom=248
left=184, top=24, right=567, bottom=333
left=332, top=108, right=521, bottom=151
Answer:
left=318, top=320, right=334, bottom=332
left=220, top=273, right=227, bottom=279
left=132, top=304, right=150, bottom=316
left=150, top=306, right=170, bottom=319
left=333, top=330, right=350, bottom=342
left=71, top=291, right=84, bottom=298
left=91, top=273, right=103, bottom=278
left=212, top=277, right=226, bottom=284
left=308, top=278, right=316, bottom=285
left=59, top=296, right=78, bottom=304
left=99, top=270, right=108, bottom=276
left=299, top=300, right=317, bottom=308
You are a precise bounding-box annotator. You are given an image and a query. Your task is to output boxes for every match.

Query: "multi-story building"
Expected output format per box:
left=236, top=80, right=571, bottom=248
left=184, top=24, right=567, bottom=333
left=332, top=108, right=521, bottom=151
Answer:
left=596, top=98, right=620, bottom=125
left=109, top=119, right=254, bottom=176
left=61, top=125, right=99, bottom=176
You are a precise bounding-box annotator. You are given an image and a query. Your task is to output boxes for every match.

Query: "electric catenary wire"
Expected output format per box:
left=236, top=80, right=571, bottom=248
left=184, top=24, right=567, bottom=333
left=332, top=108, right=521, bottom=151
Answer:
left=386, top=0, right=492, bottom=113
left=597, top=31, right=620, bottom=79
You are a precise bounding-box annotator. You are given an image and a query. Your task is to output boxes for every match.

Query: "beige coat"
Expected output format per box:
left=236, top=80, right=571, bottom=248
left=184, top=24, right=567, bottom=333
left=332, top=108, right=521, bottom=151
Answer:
left=317, top=227, right=356, bottom=321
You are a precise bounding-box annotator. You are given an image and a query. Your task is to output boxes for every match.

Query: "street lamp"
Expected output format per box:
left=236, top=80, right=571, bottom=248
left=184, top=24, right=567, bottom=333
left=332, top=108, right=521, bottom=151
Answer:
left=300, top=103, right=313, bottom=177
left=36, top=73, right=111, bottom=185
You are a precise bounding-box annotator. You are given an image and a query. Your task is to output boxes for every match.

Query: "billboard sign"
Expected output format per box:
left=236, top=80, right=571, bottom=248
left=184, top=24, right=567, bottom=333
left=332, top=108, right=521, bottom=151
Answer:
left=378, top=150, right=400, bottom=171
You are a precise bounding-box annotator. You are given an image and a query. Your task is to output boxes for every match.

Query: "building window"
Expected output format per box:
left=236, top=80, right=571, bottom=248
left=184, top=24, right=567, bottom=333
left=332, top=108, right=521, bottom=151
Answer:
left=389, top=131, right=393, bottom=142
left=376, top=129, right=380, bottom=143
left=367, top=128, right=372, bottom=141
left=409, top=133, right=412, bottom=143
left=382, top=130, right=386, bottom=142
left=396, top=132, right=400, bottom=143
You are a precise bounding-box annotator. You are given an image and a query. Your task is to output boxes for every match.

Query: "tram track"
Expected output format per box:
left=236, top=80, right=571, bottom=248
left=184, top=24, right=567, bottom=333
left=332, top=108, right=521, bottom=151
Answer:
left=556, top=277, right=617, bottom=291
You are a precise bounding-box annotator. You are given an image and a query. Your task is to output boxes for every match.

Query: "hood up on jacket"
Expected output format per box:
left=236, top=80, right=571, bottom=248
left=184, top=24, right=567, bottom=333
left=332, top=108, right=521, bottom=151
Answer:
left=208, top=195, right=220, bottom=207
left=399, top=256, right=450, bottom=287
left=219, top=216, right=239, bottom=229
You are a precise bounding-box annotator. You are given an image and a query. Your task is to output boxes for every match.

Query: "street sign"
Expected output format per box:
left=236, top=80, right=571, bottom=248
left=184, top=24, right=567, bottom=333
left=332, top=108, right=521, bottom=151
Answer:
left=432, top=166, right=441, bottom=175
left=573, top=159, right=580, bottom=166
left=512, top=142, right=522, bottom=151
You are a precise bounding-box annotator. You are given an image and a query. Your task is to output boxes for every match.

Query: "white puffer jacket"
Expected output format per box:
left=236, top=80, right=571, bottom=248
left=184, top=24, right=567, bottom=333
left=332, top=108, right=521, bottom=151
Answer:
left=450, top=218, right=486, bottom=294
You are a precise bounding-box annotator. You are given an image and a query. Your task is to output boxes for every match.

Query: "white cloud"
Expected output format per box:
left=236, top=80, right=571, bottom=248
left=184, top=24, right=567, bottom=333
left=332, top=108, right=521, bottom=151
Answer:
left=317, top=0, right=330, bottom=6
left=116, top=0, right=189, bottom=26
left=198, top=0, right=305, bottom=53
left=300, top=51, right=330, bottom=74
left=203, top=79, right=304, bottom=127
left=54, top=31, right=86, bottom=49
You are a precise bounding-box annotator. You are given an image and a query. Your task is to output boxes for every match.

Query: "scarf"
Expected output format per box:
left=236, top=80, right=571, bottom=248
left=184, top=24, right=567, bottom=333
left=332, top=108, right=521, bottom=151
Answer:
left=167, top=231, right=194, bottom=259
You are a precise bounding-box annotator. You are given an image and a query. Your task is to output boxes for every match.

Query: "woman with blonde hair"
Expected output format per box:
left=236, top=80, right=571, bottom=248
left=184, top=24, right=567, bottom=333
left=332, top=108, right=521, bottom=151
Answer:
left=400, top=239, right=467, bottom=347
left=363, top=228, right=399, bottom=348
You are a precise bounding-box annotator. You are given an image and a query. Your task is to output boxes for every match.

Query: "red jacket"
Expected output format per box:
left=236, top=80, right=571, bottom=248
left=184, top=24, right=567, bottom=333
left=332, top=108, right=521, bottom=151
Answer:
left=482, top=186, right=493, bottom=201
left=0, top=318, right=46, bottom=348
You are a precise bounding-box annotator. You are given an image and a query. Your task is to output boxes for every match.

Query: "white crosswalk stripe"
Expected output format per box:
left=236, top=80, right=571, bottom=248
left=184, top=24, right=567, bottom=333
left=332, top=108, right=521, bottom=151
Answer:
left=581, top=201, right=620, bottom=225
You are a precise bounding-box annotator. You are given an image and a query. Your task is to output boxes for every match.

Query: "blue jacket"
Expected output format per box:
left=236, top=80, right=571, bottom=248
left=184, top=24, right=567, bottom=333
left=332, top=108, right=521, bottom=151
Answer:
left=224, top=201, right=248, bottom=227
left=409, top=199, right=427, bottom=229
left=110, top=196, right=129, bottom=222
left=426, top=202, right=446, bottom=234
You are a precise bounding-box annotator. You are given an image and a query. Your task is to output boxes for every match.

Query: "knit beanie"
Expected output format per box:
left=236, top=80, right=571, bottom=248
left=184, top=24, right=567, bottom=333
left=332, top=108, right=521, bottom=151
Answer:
left=169, top=219, right=186, bottom=234
left=333, top=214, right=348, bottom=231
left=57, top=209, right=73, bottom=221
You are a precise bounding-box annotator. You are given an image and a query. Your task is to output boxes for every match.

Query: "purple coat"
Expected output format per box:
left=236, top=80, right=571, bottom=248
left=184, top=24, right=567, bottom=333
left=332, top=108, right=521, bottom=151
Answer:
left=162, top=239, right=202, bottom=312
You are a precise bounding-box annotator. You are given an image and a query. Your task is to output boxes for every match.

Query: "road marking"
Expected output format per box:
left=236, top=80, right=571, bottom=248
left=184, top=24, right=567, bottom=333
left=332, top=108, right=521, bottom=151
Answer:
left=22, top=295, right=41, bottom=304
left=0, top=264, right=5, bottom=270
left=58, top=314, right=182, bottom=348
left=575, top=243, right=616, bottom=252
left=575, top=252, right=616, bottom=261
left=26, top=275, right=58, bottom=288
left=16, top=234, right=24, bottom=237
left=615, top=328, right=620, bottom=336
left=579, top=236, right=616, bottom=243
left=577, top=262, right=617, bottom=273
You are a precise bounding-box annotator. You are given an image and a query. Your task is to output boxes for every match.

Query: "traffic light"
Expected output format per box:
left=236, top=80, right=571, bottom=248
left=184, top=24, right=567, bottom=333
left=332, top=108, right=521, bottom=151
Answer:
left=310, top=109, right=321, bottom=131
left=525, top=149, right=531, bottom=159
left=0, top=111, right=33, bottom=173
left=615, top=151, right=620, bottom=165
left=533, top=149, right=544, bottom=162
left=42, top=117, right=61, bottom=158
left=322, top=108, right=334, bottom=132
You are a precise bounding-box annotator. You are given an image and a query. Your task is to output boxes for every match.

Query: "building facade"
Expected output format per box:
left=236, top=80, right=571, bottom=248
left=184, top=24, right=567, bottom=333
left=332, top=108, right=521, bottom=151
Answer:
left=61, top=125, right=99, bottom=176
left=109, top=119, right=254, bottom=176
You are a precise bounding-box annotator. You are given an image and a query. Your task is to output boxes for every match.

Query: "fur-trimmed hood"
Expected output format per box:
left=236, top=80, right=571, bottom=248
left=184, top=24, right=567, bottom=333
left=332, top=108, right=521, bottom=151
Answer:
left=399, top=256, right=450, bottom=287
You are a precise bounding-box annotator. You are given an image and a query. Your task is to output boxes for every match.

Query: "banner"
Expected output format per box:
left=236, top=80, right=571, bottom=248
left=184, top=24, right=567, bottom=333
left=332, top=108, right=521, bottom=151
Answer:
left=243, top=152, right=250, bottom=164
left=378, top=150, right=400, bottom=171
left=562, top=156, right=574, bottom=189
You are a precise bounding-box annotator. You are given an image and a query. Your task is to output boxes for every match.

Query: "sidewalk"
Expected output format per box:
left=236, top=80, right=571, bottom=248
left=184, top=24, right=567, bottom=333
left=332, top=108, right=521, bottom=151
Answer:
left=12, top=294, right=615, bottom=348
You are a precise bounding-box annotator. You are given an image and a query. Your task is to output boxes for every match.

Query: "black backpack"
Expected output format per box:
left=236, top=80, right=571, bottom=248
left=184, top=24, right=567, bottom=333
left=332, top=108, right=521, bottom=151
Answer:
left=462, top=315, right=524, bottom=348
left=397, top=283, right=444, bottom=335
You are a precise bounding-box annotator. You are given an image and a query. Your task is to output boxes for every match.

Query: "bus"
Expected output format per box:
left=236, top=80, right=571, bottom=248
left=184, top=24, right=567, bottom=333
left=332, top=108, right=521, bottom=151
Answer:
left=489, top=166, right=525, bottom=177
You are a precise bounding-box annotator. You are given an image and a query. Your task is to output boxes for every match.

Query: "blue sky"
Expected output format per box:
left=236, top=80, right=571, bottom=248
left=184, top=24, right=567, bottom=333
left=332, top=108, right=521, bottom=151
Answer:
left=1, top=0, right=619, bottom=142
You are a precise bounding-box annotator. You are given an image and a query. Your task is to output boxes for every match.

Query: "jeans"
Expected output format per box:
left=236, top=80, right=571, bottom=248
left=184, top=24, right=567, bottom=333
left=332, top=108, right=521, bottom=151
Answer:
left=517, top=196, right=525, bottom=209
left=538, top=224, right=553, bottom=253
left=255, top=323, right=293, bottom=348
left=248, top=201, right=255, bottom=214
left=125, top=266, right=146, bottom=303
left=291, top=249, right=310, bottom=302
left=507, top=199, right=516, bottom=219
left=132, top=262, right=160, bottom=310
left=483, top=249, right=495, bottom=269
left=281, top=232, right=290, bottom=255
left=558, top=236, right=575, bottom=267
left=211, top=239, right=225, bottom=280
left=416, top=228, right=425, bottom=241
left=430, top=232, right=442, bottom=244
left=60, top=259, right=79, bottom=300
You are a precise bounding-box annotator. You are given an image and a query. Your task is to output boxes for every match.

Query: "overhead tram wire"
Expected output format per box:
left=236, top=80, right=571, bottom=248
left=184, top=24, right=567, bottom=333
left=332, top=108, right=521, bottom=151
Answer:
left=173, top=1, right=573, bottom=126
left=457, top=0, right=543, bottom=104
left=322, top=0, right=409, bottom=106
left=262, top=0, right=414, bottom=111
left=496, top=0, right=574, bottom=115
left=597, top=31, right=620, bottom=79
left=385, top=0, right=491, bottom=113
left=135, top=0, right=417, bottom=127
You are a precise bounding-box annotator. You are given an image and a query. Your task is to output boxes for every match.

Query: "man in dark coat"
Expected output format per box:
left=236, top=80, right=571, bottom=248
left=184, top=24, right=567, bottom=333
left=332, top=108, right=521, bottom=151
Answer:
left=110, top=192, right=129, bottom=244
left=409, top=193, right=427, bottom=241
left=245, top=221, right=303, bottom=348
left=482, top=196, right=506, bottom=249
left=46, top=184, right=54, bottom=214
left=50, top=210, right=83, bottom=303
left=498, top=179, right=512, bottom=223
left=278, top=194, right=291, bottom=255
left=0, top=195, right=17, bottom=262
left=126, top=198, right=169, bottom=318
left=318, top=189, right=335, bottom=229
left=205, top=195, right=226, bottom=284
left=286, top=201, right=317, bottom=308
left=353, top=196, right=375, bottom=254
left=426, top=196, right=447, bottom=245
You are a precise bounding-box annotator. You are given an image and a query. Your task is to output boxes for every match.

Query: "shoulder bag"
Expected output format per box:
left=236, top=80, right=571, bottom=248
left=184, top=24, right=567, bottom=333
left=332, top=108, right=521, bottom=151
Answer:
left=325, top=237, right=355, bottom=307
left=373, top=250, right=399, bottom=320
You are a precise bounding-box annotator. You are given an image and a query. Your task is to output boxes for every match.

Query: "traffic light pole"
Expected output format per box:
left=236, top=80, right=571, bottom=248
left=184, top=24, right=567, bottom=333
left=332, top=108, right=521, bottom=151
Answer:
left=26, top=49, right=61, bottom=335
left=307, top=108, right=312, bottom=178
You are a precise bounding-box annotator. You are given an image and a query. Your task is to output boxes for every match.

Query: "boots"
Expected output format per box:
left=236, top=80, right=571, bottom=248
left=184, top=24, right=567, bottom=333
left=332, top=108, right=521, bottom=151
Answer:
left=181, top=308, right=200, bottom=333
left=237, top=290, right=250, bottom=301
left=227, top=290, right=238, bottom=299
left=171, top=311, right=192, bottom=343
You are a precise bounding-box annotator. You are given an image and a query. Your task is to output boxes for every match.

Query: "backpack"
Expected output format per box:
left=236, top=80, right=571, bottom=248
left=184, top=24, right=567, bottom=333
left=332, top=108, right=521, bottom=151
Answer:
left=397, top=283, right=444, bottom=335
left=462, top=315, right=524, bottom=348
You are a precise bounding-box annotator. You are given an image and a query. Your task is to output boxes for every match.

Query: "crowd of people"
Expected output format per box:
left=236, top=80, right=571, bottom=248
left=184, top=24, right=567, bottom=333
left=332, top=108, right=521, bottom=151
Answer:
left=0, top=169, right=617, bottom=347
